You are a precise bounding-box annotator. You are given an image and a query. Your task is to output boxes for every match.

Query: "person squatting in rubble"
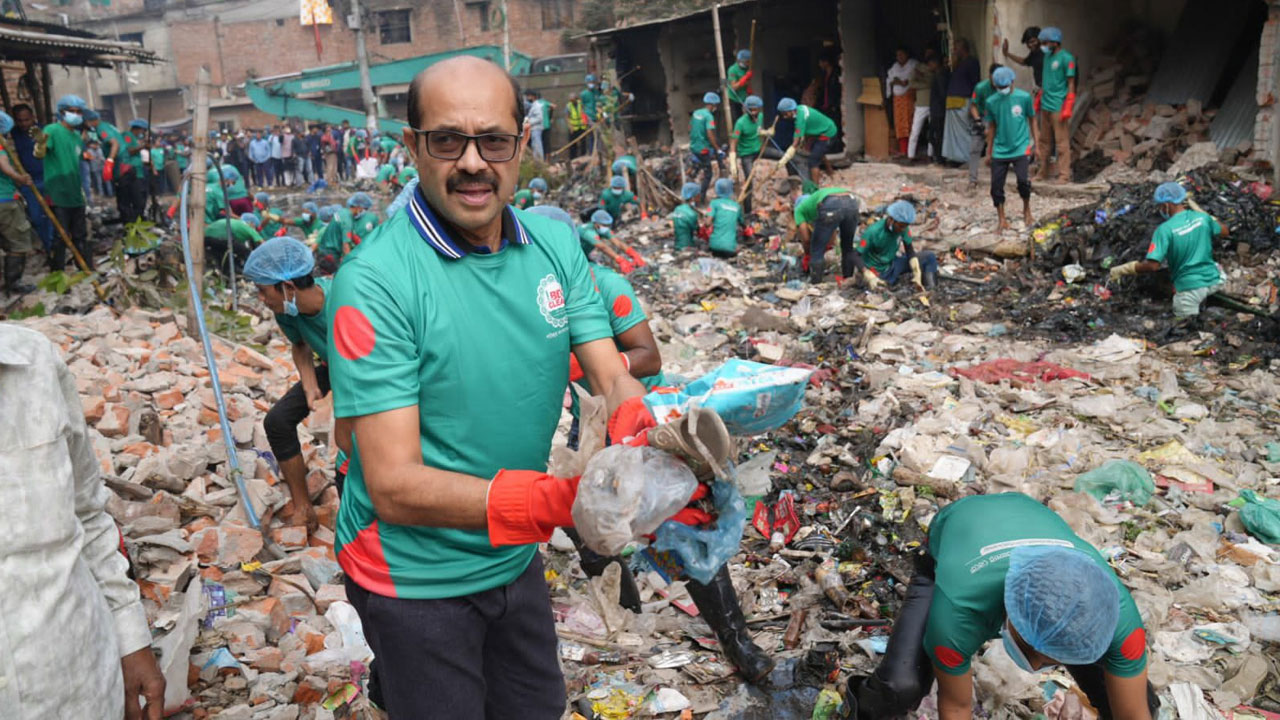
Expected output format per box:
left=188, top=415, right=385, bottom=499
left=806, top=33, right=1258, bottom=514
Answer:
left=854, top=199, right=936, bottom=292
left=671, top=181, right=703, bottom=251
left=535, top=203, right=775, bottom=683
left=321, top=56, right=702, bottom=716
left=984, top=66, right=1037, bottom=233
left=599, top=174, right=639, bottom=224
left=847, top=492, right=1157, bottom=720
left=690, top=91, right=726, bottom=203
left=513, top=176, right=546, bottom=210
left=204, top=212, right=263, bottom=277
left=1108, top=181, right=1227, bottom=322
left=579, top=208, right=633, bottom=273
left=244, top=238, right=354, bottom=529
left=708, top=177, right=748, bottom=259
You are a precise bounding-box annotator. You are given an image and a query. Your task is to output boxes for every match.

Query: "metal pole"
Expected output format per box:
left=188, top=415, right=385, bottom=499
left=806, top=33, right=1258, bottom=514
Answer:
left=350, top=0, right=379, bottom=136
left=187, top=67, right=212, bottom=333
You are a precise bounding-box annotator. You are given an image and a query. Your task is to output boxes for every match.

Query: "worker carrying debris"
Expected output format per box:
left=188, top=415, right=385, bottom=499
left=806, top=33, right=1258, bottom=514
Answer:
left=243, top=237, right=352, bottom=529
left=848, top=492, right=1157, bottom=720
left=324, top=56, right=686, bottom=716
left=984, top=66, right=1037, bottom=232
left=1035, top=27, right=1077, bottom=183
left=775, top=97, right=838, bottom=184
left=790, top=186, right=860, bottom=284
left=690, top=91, right=726, bottom=202
left=1108, top=181, right=1226, bottom=321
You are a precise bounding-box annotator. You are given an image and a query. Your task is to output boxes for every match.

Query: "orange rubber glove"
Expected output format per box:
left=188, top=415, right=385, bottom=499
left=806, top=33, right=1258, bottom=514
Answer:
left=487, top=470, right=581, bottom=546
left=617, top=257, right=635, bottom=274
left=624, top=247, right=645, bottom=267
left=608, top=395, right=657, bottom=446
left=1061, top=91, right=1076, bottom=120
left=103, top=158, right=114, bottom=183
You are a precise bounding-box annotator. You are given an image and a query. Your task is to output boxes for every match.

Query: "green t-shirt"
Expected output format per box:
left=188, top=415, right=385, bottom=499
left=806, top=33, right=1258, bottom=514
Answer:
left=378, top=136, right=398, bottom=154
left=174, top=143, right=189, bottom=170
left=577, top=223, right=609, bottom=255
left=150, top=146, right=166, bottom=171
left=205, top=186, right=226, bottom=224
left=350, top=211, right=380, bottom=244
left=598, top=188, right=636, bottom=222
left=726, top=62, right=749, bottom=103
left=709, top=197, right=744, bottom=254
left=206, top=218, right=264, bottom=247
left=733, top=112, right=763, bottom=156
left=42, top=123, right=85, bottom=208
left=571, top=263, right=665, bottom=416
left=793, top=187, right=851, bottom=226
left=0, top=148, right=17, bottom=200
left=293, top=215, right=321, bottom=237
left=671, top=202, right=699, bottom=250
left=317, top=209, right=353, bottom=259
left=121, top=131, right=146, bottom=173
left=326, top=203, right=612, bottom=600
left=857, top=217, right=911, bottom=275
left=1040, top=49, right=1077, bottom=112
left=1146, top=210, right=1222, bottom=293
left=537, top=99, right=552, bottom=130
left=614, top=154, right=637, bottom=173
left=94, top=121, right=124, bottom=161
left=971, top=79, right=997, bottom=118
left=375, top=164, right=396, bottom=183
left=983, top=89, right=1036, bottom=160
left=261, top=209, right=284, bottom=238
left=795, top=105, right=838, bottom=140
left=398, top=166, right=418, bottom=184
left=276, top=275, right=333, bottom=363
left=227, top=175, right=249, bottom=200
left=513, top=188, right=534, bottom=210
left=924, top=493, right=1148, bottom=678
left=690, top=108, right=717, bottom=154
left=580, top=87, right=600, bottom=120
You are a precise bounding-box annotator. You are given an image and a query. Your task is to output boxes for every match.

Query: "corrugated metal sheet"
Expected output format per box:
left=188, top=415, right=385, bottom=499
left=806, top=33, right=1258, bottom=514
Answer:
left=0, top=22, right=159, bottom=64
left=1147, top=0, right=1256, bottom=105
left=1211, top=45, right=1259, bottom=151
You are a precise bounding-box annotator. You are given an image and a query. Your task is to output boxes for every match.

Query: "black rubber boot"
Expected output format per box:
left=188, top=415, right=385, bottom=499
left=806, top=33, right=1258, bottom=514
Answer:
left=566, top=528, right=642, bottom=613
left=4, top=255, right=34, bottom=295
left=922, top=269, right=937, bottom=290
left=685, top=565, right=775, bottom=684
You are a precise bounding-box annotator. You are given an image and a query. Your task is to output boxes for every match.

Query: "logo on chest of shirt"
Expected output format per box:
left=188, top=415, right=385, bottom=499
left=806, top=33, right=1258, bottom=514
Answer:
left=537, top=274, right=568, bottom=328
left=1052, top=60, right=1060, bottom=70
left=1011, top=105, right=1024, bottom=118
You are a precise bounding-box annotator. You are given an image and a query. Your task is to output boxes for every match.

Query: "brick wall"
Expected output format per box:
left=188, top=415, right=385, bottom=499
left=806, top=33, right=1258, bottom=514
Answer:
left=1256, top=4, right=1280, bottom=180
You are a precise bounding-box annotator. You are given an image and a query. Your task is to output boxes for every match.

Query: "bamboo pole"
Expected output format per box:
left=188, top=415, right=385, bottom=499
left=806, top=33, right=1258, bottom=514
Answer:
left=710, top=5, right=733, bottom=151
left=186, top=67, right=212, bottom=333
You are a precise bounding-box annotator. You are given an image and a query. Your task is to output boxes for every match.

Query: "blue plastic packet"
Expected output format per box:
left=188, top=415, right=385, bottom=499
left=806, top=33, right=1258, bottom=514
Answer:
left=653, top=480, right=747, bottom=585
left=643, top=358, right=812, bottom=436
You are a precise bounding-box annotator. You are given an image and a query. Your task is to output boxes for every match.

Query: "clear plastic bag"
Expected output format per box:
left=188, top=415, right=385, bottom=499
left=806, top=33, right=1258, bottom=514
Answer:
left=571, top=445, right=698, bottom=557
left=1073, top=460, right=1155, bottom=506
left=653, top=480, right=747, bottom=584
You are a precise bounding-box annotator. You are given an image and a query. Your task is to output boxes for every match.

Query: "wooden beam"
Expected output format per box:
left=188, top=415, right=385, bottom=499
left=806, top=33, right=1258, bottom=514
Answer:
left=186, top=67, right=212, bottom=334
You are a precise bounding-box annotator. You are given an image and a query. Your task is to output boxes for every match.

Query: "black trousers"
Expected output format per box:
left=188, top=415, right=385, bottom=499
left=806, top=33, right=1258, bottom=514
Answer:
left=991, top=155, right=1032, bottom=207
left=345, top=554, right=565, bottom=719
left=809, top=193, right=859, bottom=283
left=690, top=151, right=723, bottom=201
left=263, top=364, right=330, bottom=463
left=738, top=156, right=754, bottom=214
left=117, top=167, right=144, bottom=225
left=50, top=205, right=89, bottom=271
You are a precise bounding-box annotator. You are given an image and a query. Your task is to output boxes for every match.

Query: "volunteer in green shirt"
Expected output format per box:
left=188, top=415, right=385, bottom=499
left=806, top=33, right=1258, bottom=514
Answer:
left=0, top=111, right=37, bottom=295
left=120, top=118, right=150, bottom=224
left=1036, top=26, right=1077, bottom=183
left=512, top=186, right=534, bottom=210
left=729, top=95, right=772, bottom=214
left=598, top=175, right=638, bottom=223
left=578, top=209, right=631, bottom=273
left=244, top=237, right=352, bottom=530
left=205, top=214, right=263, bottom=276
left=253, top=191, right=284, bottom=238
left=148, top=143, right=166, bottom=197
left=578, top=74, right=601, bottom=156
left=36, top=94, right=90, bottom=270
left=611, top=155, right=637, bottom=192
left=597, top=79, right=632, bottom=128
left=346, top=192, right=380, bottom=249
left=330, top=56, right=666, bottom=715
left=708, top=177, right=746, bottom=258
left=856, top=200, right=935, bottom=290
left=670, top=181, right=701, bottom=250
left=395, top=165, right=417, bottom=190
left=848, top=492, right=1156, bottom=720
left=374, top=162, right=396, bottom=186
left=775, top=97, right=838, bottom=184
left=725, top=49, right=753, bottom=106
left=790, top=186, right=859, bottom=284
left=316, top=204, right=351, bottom=267
left=968, top=64, right=1002, bottom=188
left=291, top=201, right=322, bottom=239
left=1110, top=182, right=1226, bottom=320
left=983, top=67, right=1037, bottom=233
left=690, top=91, right=724, bottom=202
left=514, top=176, right=546, bottom=210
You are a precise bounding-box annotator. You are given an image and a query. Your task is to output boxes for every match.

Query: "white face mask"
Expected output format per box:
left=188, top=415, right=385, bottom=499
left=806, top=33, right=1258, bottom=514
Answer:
left=999, top=86, right=1013, bottom=95
left=611, top=188, right=623, bottom=195
left=1041, top=46, right=1051, bottom=54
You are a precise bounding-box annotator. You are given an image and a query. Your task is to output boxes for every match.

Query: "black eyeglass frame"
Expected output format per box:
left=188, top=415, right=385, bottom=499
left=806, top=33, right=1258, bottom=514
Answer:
left=409, top=129, right=521, bottom=163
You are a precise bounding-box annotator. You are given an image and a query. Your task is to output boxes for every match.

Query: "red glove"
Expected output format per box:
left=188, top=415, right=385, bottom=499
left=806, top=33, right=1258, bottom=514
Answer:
left=1034, top=89, right=1042, bottom=113
left=617, top=257, right=635, bottom=274
left=669, top=483, right=713, bottom=526
left=624, top=247, right=645, bottom=267
left=569, top=352, right=584, bottom=382
left=487, top=470, right=581, bottom=546
left=1061, top=91, right=1076, bottom=120
left=734, top=70, right=754, bottom=88
left=608, top=395, right=657, bottom=446
left=103, top=158, right=114, bottom=183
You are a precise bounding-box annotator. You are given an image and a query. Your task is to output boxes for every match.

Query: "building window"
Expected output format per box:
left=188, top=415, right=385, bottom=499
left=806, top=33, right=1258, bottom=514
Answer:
left=466, top=1, right=491, bottom=32
left=119, top=31, right=144, bottom=46
left=541, top=0, right=572, bottom=30
left=143, top=0, right=166, bottom=11
left=377, top=9, right=412, bottom=44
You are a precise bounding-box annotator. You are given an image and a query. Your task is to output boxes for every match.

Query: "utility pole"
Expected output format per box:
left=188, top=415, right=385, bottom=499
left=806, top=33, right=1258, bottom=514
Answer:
left=350, top=0, right=378, bottom=135
left=501, top=0, right=510, bottom=70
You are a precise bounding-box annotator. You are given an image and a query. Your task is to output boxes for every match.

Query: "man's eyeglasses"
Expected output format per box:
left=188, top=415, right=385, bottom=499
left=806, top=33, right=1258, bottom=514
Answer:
left=411, top=129, right=520, bottom=163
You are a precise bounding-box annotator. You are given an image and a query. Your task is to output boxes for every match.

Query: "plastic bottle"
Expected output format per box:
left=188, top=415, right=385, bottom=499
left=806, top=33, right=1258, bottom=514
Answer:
left=814, top=558, right=849, bottom=608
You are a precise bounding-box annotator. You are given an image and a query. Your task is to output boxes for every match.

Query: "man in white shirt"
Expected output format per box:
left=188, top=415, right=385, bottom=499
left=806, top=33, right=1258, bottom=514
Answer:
left=0, top=322, right=165, bottom=719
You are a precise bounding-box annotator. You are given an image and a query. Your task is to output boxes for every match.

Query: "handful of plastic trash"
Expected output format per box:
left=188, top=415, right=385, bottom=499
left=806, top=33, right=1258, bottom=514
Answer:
left=572, top=445, right=698, bottom=556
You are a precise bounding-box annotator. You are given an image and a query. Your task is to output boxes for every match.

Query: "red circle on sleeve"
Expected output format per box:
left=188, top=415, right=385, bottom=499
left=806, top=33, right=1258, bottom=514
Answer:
left=612, top=295, right=633, bottom=318
left=1147, top=243, right=1155, bottom=254
left=934, top=645, right=965, bottom=668
left=333, top=306, right=377, bottom=360
left=1120, top=628, right=1146, bottom=660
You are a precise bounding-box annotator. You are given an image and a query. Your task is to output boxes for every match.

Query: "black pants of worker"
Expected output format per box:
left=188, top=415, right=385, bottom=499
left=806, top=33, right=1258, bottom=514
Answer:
left=117, top=167, right=144, bottom=225
left=344, top=554, right=565, bottom=719
left=991, top=155, right=1031, bottom=208
left=204, top=232, right=255, bottom=278
left=851, top=554, right=1159, bottom=720
left=690, top=151, right=723, bottom=202
left=50, top=205, right=89, bottom=271
left=738, top=156, right=755, bottom=214
left=263, top=364, right=330, bottom=464
left=809, top=193, right=859, bottom=283
left=803, top=137, right=831, bottom=178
